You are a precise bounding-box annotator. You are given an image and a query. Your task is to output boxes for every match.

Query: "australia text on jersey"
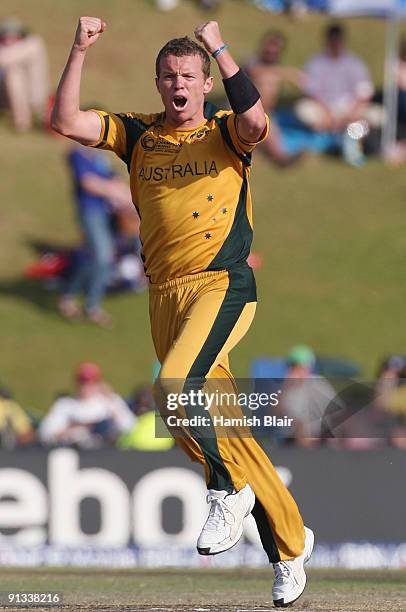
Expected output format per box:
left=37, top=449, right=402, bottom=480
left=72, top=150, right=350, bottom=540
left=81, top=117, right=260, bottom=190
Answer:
left=138, top=160, right=219, bottom=182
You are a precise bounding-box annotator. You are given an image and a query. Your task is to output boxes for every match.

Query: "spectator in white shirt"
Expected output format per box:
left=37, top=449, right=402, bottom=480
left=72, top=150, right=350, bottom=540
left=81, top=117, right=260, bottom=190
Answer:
left=296, top=23, right=374, bottom=134
left=246, top=30, right=306, bottom=166
left=39, top=362, right=135, bottom=448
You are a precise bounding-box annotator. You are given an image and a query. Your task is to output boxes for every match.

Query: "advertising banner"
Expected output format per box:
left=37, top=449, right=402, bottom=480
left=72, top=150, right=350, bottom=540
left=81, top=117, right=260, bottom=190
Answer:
left=0, top=448, right=405, bottom=568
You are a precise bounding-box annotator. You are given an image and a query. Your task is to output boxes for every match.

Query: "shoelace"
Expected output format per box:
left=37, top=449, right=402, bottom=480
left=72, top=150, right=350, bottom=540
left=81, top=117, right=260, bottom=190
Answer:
left=204, top=494, right=235, bottom=531
left=273, top=561, right=292, bottom=583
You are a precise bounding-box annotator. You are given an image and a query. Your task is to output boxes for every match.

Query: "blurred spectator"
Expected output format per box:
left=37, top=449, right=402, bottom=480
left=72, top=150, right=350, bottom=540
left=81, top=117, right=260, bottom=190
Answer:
left=246, top=30, right=305, bottom=166
left=311, top=356, right=406, bottom=450
left=118, top=385, right=175, bottom=450
left=296, top=23, right=374, bottom=164
left=253, top=0, right=290, bottom=12
left=278, top=345, right=341, bottom=447
left=0, top=387, right=35, bottom=448
left=39, top=362, right=135, bottom=448
left=373, top=357, right=406, bottom=448
left=253, top=0, right=327, bottom=13
left=155, top=0, right=179, bottom=9
left=396, top=39, right=406, bottom=130
left=58, top=144, right=135, bottom=327
left=197, top=0, right=221, bottom=8
left=155, top=0, right=220, bottom=9
left=377, top=368, right=406, bottom=415
left=0, top=18, right=49, bottom=131
left=375, top=355, right=406, bottom=397
left=384, top=40, right=406, bottom=164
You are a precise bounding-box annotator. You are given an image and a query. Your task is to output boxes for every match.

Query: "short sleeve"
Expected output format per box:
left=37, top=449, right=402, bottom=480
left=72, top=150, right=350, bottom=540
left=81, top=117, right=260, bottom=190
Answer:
left=88, top=110, right=127, bottom=159
left=226, top=113, right=270, bottom=156
left=88, top=110, right=160, bottom=168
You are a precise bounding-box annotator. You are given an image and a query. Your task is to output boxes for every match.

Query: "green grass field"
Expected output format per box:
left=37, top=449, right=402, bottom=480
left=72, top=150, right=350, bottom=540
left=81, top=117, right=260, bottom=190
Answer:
left=1, top=0, right=406, bottom=410
left=0, top=568, right=406, bottom=611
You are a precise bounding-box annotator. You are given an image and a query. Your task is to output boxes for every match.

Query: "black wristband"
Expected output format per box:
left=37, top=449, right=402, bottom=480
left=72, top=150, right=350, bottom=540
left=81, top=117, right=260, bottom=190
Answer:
left=223, top=69, right=260, bottom=115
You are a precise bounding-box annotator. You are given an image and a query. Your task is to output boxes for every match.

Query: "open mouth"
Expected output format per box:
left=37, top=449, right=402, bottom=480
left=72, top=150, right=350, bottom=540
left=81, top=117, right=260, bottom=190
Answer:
left=173, top=95, right=188, bottom=111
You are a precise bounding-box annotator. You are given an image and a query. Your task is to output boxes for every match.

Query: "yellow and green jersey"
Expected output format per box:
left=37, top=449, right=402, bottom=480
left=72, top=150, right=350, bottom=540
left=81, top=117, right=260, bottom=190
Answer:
left=90, top=103, right=268, bottom=283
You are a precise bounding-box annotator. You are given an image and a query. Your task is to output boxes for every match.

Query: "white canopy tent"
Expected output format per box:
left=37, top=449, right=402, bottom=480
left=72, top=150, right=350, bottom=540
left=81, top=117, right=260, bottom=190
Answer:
left=329, top=0, right=406, bottom=154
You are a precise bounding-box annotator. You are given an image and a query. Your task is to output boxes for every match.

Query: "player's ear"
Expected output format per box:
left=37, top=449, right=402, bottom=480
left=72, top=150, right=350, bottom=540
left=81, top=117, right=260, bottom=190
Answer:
left=203, top=76, right=214, bottom=95
left=155, top=76, right=161, bottom=94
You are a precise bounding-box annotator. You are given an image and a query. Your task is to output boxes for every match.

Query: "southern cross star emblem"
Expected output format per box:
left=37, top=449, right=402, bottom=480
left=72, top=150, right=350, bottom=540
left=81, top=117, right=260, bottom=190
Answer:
left=205, top=232, right=212, bottom=239
left=207, top=194, right=214, bottom=202
left=221, top=208, right=227, bottom=214
left=192, top=211, right=200, bottom=218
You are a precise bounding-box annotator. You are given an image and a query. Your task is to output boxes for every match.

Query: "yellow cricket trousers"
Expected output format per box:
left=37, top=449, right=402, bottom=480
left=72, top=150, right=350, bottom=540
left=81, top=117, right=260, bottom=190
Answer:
left=149, top=262, right=304, bottom=562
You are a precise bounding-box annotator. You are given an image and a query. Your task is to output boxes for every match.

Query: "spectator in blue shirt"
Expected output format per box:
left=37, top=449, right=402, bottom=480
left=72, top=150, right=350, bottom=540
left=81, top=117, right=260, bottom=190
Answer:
left=58, top=145, right=132, bottom=326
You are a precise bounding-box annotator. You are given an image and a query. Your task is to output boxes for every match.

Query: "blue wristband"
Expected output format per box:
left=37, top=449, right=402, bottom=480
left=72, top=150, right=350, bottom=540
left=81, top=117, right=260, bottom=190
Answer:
left=212, top=44, right=228, bottom=59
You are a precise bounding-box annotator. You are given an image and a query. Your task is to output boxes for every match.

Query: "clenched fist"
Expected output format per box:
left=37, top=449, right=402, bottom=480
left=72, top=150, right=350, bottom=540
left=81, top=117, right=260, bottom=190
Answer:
left=74, top=16, right=106, bottom=51
left=194, top=21, right=224, bottom=55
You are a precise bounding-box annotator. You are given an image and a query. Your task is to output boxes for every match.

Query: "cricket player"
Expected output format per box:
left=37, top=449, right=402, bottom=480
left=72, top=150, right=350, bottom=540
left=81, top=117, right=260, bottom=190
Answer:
left=52, top=17, right=314, bottom=607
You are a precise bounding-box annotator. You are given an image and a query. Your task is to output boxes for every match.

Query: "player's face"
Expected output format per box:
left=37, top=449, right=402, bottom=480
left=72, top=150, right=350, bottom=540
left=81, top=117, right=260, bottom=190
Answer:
left=156, top=54, right=213, bottom=127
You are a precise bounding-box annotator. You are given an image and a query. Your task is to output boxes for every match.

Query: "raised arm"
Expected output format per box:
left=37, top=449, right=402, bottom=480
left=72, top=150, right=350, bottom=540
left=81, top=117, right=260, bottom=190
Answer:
left=195, top=21, right=266, bottom=143
left=51, top=16, right=106, bottom=144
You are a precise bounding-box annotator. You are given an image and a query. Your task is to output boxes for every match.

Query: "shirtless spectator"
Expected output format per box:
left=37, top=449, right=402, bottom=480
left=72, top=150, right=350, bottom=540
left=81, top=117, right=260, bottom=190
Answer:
left=246, top=30, right=305, bottom=166
left=0, top=18, right=49, bottom=131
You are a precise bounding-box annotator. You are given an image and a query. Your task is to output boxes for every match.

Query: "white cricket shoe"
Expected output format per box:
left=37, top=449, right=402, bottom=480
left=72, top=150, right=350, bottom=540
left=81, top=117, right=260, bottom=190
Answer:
left=197, top=483, right=255, bottom=555
left=272, top=526, right=314, bottom=608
